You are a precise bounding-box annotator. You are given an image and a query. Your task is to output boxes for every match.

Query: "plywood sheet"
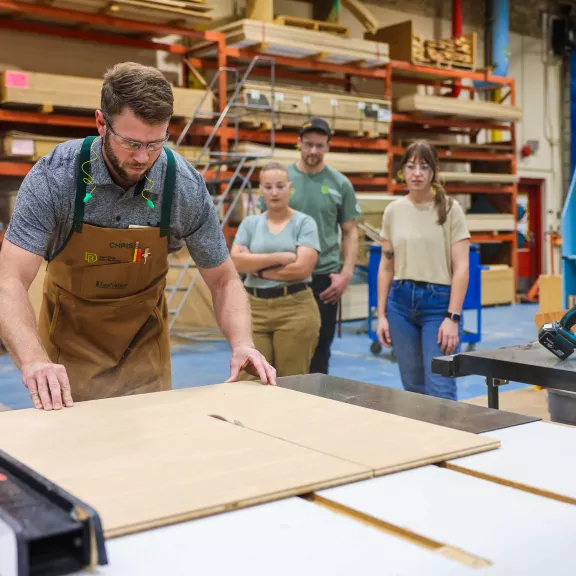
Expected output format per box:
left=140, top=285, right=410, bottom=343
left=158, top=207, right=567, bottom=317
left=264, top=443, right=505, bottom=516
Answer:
left=192, top=19, right=389, bottom=68
left=441, top=171, right=519, bottom=184
left=396, top=93, right=522, bottom=122
left=0, top=402, right=370, bottom=538
left=237, top=142, right=389, bottom=173
left=197, top=384, right=499, bottom=475
left=0, top=70, right=212, bottom=119
left=237, top=81, right=390, bottom=135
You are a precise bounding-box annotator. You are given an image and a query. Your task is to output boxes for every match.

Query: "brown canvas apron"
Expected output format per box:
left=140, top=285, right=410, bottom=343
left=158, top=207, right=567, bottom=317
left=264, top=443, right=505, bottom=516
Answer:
left=38, top=136, right=176, bottom=402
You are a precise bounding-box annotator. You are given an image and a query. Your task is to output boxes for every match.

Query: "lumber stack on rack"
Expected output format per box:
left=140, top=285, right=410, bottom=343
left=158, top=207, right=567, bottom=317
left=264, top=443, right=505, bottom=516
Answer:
left=366, top=20, right=476, bottom=71
left=236, top=82, right=391, bottom=136
left=274, top=16, right=349, bottom=37
left=13, top=0, right=214, bottom=29
left=396, top=94, right=522, bottom=122
left=0, top=70, right=212, bottom=120
left=236, top=142, right=389, bottom=174
left=1, top=132, right=68, bottom=161
left=191, top=19, right=389, bottom=68
left=440, top=171, right=519, bottom=184
left=465, top=213, right=516, bottom=232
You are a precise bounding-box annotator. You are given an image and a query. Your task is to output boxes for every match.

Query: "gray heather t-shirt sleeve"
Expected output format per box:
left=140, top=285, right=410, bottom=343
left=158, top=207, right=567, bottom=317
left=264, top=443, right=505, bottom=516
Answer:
left=5, top=156, right=59, bottom=258
left=172, top=157, right=229, bottom=269
left=296, top=214, right=321, bottom=252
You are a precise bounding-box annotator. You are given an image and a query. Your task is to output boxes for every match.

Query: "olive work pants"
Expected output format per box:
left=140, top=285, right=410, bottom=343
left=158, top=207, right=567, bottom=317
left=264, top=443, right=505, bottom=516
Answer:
left=247, top=287, right=321, bottom=378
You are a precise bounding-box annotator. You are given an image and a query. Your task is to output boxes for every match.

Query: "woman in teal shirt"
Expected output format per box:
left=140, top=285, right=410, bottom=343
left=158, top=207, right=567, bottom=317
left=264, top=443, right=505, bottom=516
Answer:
left=231, top=162, right=321, bottom=377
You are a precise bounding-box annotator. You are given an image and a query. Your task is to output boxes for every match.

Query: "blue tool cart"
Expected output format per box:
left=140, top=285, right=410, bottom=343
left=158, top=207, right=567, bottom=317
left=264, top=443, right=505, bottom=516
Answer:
left=367, top=244, right=484, bottom=355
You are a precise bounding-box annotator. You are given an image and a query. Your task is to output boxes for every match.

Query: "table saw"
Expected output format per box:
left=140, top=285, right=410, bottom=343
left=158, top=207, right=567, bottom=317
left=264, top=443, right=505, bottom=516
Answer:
left=432, top=340, right=576, bottom=408
left=1, top=373, right=575, bottom=576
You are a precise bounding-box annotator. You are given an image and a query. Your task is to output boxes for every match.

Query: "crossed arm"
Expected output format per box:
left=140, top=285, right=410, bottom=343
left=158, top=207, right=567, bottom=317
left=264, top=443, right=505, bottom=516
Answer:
left=230, top=244, right=318, bottom=281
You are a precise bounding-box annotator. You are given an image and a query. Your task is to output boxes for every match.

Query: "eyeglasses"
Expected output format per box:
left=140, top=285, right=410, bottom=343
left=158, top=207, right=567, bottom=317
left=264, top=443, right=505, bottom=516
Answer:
left=404, top=163, right=432, bottom=173
left=106, top=121, right=169, bottom=152
left=260, top=181, right=291, bottom=192
left=301, top=141, right=328, bottom=151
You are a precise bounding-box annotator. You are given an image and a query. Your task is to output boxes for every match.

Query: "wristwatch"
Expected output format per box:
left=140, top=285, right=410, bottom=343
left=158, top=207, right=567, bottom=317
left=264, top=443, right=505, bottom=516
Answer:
left=446, top=312, right=461, bottom=322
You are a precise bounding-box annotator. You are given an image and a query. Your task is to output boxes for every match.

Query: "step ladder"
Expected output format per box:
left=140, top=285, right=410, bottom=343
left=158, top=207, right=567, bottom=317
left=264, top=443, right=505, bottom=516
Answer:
left=166, top=56, right=276, bottom=342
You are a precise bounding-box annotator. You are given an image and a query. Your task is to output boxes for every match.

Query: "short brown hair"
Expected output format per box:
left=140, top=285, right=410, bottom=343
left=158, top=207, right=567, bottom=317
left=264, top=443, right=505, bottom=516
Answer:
left=400, top=140, right=453, bottom=225
left=259, top=161, right=289, bottom=178
left=101, top=62, right=174, bottom=125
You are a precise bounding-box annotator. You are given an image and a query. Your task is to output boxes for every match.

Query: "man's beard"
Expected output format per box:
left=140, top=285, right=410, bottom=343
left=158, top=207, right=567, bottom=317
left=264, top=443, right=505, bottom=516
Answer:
left=303, top=154, right=322, bottom=168
left=104, top=132, right=148, bottom=183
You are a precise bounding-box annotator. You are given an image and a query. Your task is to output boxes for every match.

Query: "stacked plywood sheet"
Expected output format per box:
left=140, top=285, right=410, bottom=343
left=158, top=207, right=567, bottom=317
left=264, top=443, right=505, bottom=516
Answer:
left=440, top=171, right=519, bottom=184
left=396, top=94, right=522, bottom=122
left=236, top=142, right=389, bottom=174
left=14, top=0, right=214, bottom=30
left=236, top=81, right=391, bottom=136
left=466, top=213, right=516, bottom=232
left=0, top=70, right=212, bottom=119
left=0, top=382, right=498, bottom=538
left=1, top=131, right=68, bottom=161
left=192, top=19, right=389, bottom=68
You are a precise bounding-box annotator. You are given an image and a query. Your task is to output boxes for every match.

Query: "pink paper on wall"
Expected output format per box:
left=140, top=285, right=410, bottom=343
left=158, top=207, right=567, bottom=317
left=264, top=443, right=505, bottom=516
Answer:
left=5, top=71, right=29, bottom=89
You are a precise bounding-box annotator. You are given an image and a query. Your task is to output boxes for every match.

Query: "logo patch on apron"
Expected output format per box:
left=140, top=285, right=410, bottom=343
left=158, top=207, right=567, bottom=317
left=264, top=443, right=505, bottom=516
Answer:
left=85, top=252, right=98, bottom=263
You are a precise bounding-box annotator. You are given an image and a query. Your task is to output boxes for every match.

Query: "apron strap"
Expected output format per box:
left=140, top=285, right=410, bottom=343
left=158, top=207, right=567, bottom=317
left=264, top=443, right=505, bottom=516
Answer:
left=73, top=136, right=98, bottom=233
left=160, top=146, right=176, bottom=238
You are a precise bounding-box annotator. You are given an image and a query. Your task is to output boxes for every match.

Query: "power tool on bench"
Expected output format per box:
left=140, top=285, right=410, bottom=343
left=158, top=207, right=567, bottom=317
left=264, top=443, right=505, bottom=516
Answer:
left=539, top=306, right=576, bottom=360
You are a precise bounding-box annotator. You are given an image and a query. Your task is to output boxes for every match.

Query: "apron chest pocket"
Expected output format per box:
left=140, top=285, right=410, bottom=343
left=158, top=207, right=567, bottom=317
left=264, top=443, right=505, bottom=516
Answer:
left=81, top=262, right=142, bottom=299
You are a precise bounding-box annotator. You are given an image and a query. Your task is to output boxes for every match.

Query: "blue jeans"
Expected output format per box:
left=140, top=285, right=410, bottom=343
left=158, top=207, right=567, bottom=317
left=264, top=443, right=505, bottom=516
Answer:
left=386, top=280, right=462, bottom=401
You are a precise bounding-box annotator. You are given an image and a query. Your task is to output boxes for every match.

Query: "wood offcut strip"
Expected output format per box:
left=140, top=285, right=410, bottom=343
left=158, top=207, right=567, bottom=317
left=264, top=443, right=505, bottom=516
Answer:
left=440, top=462, right=576, bottom=506
left=302, top=493, right=492, bottom=569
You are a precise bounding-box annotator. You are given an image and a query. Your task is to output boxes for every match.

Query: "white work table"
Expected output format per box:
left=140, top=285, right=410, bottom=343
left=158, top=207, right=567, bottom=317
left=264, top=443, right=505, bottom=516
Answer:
left=71, top=420, right=576, bottom=575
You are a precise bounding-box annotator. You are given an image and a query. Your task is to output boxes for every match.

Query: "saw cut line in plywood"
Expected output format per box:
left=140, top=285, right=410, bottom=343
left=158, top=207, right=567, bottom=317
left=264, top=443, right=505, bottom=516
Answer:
left=237, top=81, right=391, bottom=135
left=0, top=398, right=371, bottom=539
left=236, top=142, right=389, bottom=174
left=196, top=383, right=500, bottom=476
left=0, top=70, right=212, bottom=119
left=191, top=19, right=389, bottom=68
left=395, top=94, right=522, bottom=122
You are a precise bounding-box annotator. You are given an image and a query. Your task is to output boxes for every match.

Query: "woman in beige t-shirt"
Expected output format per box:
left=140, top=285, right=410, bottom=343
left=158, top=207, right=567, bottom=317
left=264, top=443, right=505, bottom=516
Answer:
left=376, top=140, right=470, bottom=400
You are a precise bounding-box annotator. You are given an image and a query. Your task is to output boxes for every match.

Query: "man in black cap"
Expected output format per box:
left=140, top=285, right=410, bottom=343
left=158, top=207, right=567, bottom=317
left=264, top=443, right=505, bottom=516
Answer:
left=259, top=117, right=360, bottom=374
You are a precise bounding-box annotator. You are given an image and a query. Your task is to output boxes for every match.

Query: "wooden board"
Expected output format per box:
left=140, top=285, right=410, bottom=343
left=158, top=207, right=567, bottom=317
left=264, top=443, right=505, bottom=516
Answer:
left=0, top=382, right=498, bottom=538
left=465, top=213, right=515, bottom=232
left=0, top=398, right=370, bottom=538
left=0, top=70, right=212, bottom=119
left=16, top=0, right=213, bottom=28
left=396, top=94, right=522, bottom=122
left=236, top=142, right=389, bottom=174
left=194, top=384, right=499, bottom=475
left=1, top=131, right=68, bottom=161
left=440, top=171, right=519, bottom=184
left=191, top=19, right=389, bottom=68
left=274, top=15, right=349, bottom=38
left=238, top=81, right=390, bottom=135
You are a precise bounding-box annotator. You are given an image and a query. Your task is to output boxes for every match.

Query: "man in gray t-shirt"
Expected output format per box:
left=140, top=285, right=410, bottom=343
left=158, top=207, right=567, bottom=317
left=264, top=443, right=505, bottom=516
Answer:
left=0, top=62, right=275, bottom=411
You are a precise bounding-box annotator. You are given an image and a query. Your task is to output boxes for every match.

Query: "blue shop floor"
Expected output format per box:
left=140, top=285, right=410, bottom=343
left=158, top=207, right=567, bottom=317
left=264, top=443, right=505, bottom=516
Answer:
left=0, top=303, right=538, bottom=410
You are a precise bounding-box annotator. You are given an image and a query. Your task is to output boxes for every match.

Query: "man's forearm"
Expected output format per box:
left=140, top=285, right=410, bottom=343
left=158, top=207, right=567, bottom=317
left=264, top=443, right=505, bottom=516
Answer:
left=341, top=226, right=358, bottom=278
left=212, top=275, right=254, bottom=349
left=0, top=279, right=49, bottom=370
left=448, top=267, right=469, bottom=314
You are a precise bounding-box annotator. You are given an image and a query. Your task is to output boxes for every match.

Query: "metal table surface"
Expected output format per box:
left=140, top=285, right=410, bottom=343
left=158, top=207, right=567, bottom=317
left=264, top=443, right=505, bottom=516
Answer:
left=432, top=341, right=576, bottom=409
left=277, top=373, right=538, bottom=433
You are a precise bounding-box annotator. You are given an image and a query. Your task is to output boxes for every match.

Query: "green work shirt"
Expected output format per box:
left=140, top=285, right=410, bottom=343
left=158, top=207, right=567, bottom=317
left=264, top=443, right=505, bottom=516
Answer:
left=258, top=163, right=361, bottom=275
left=234, top=211, right=321, bottom=289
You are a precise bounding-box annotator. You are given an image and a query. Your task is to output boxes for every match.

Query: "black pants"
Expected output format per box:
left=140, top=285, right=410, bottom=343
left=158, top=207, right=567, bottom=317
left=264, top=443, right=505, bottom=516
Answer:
left=310, top=274, right=339, bottom=374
